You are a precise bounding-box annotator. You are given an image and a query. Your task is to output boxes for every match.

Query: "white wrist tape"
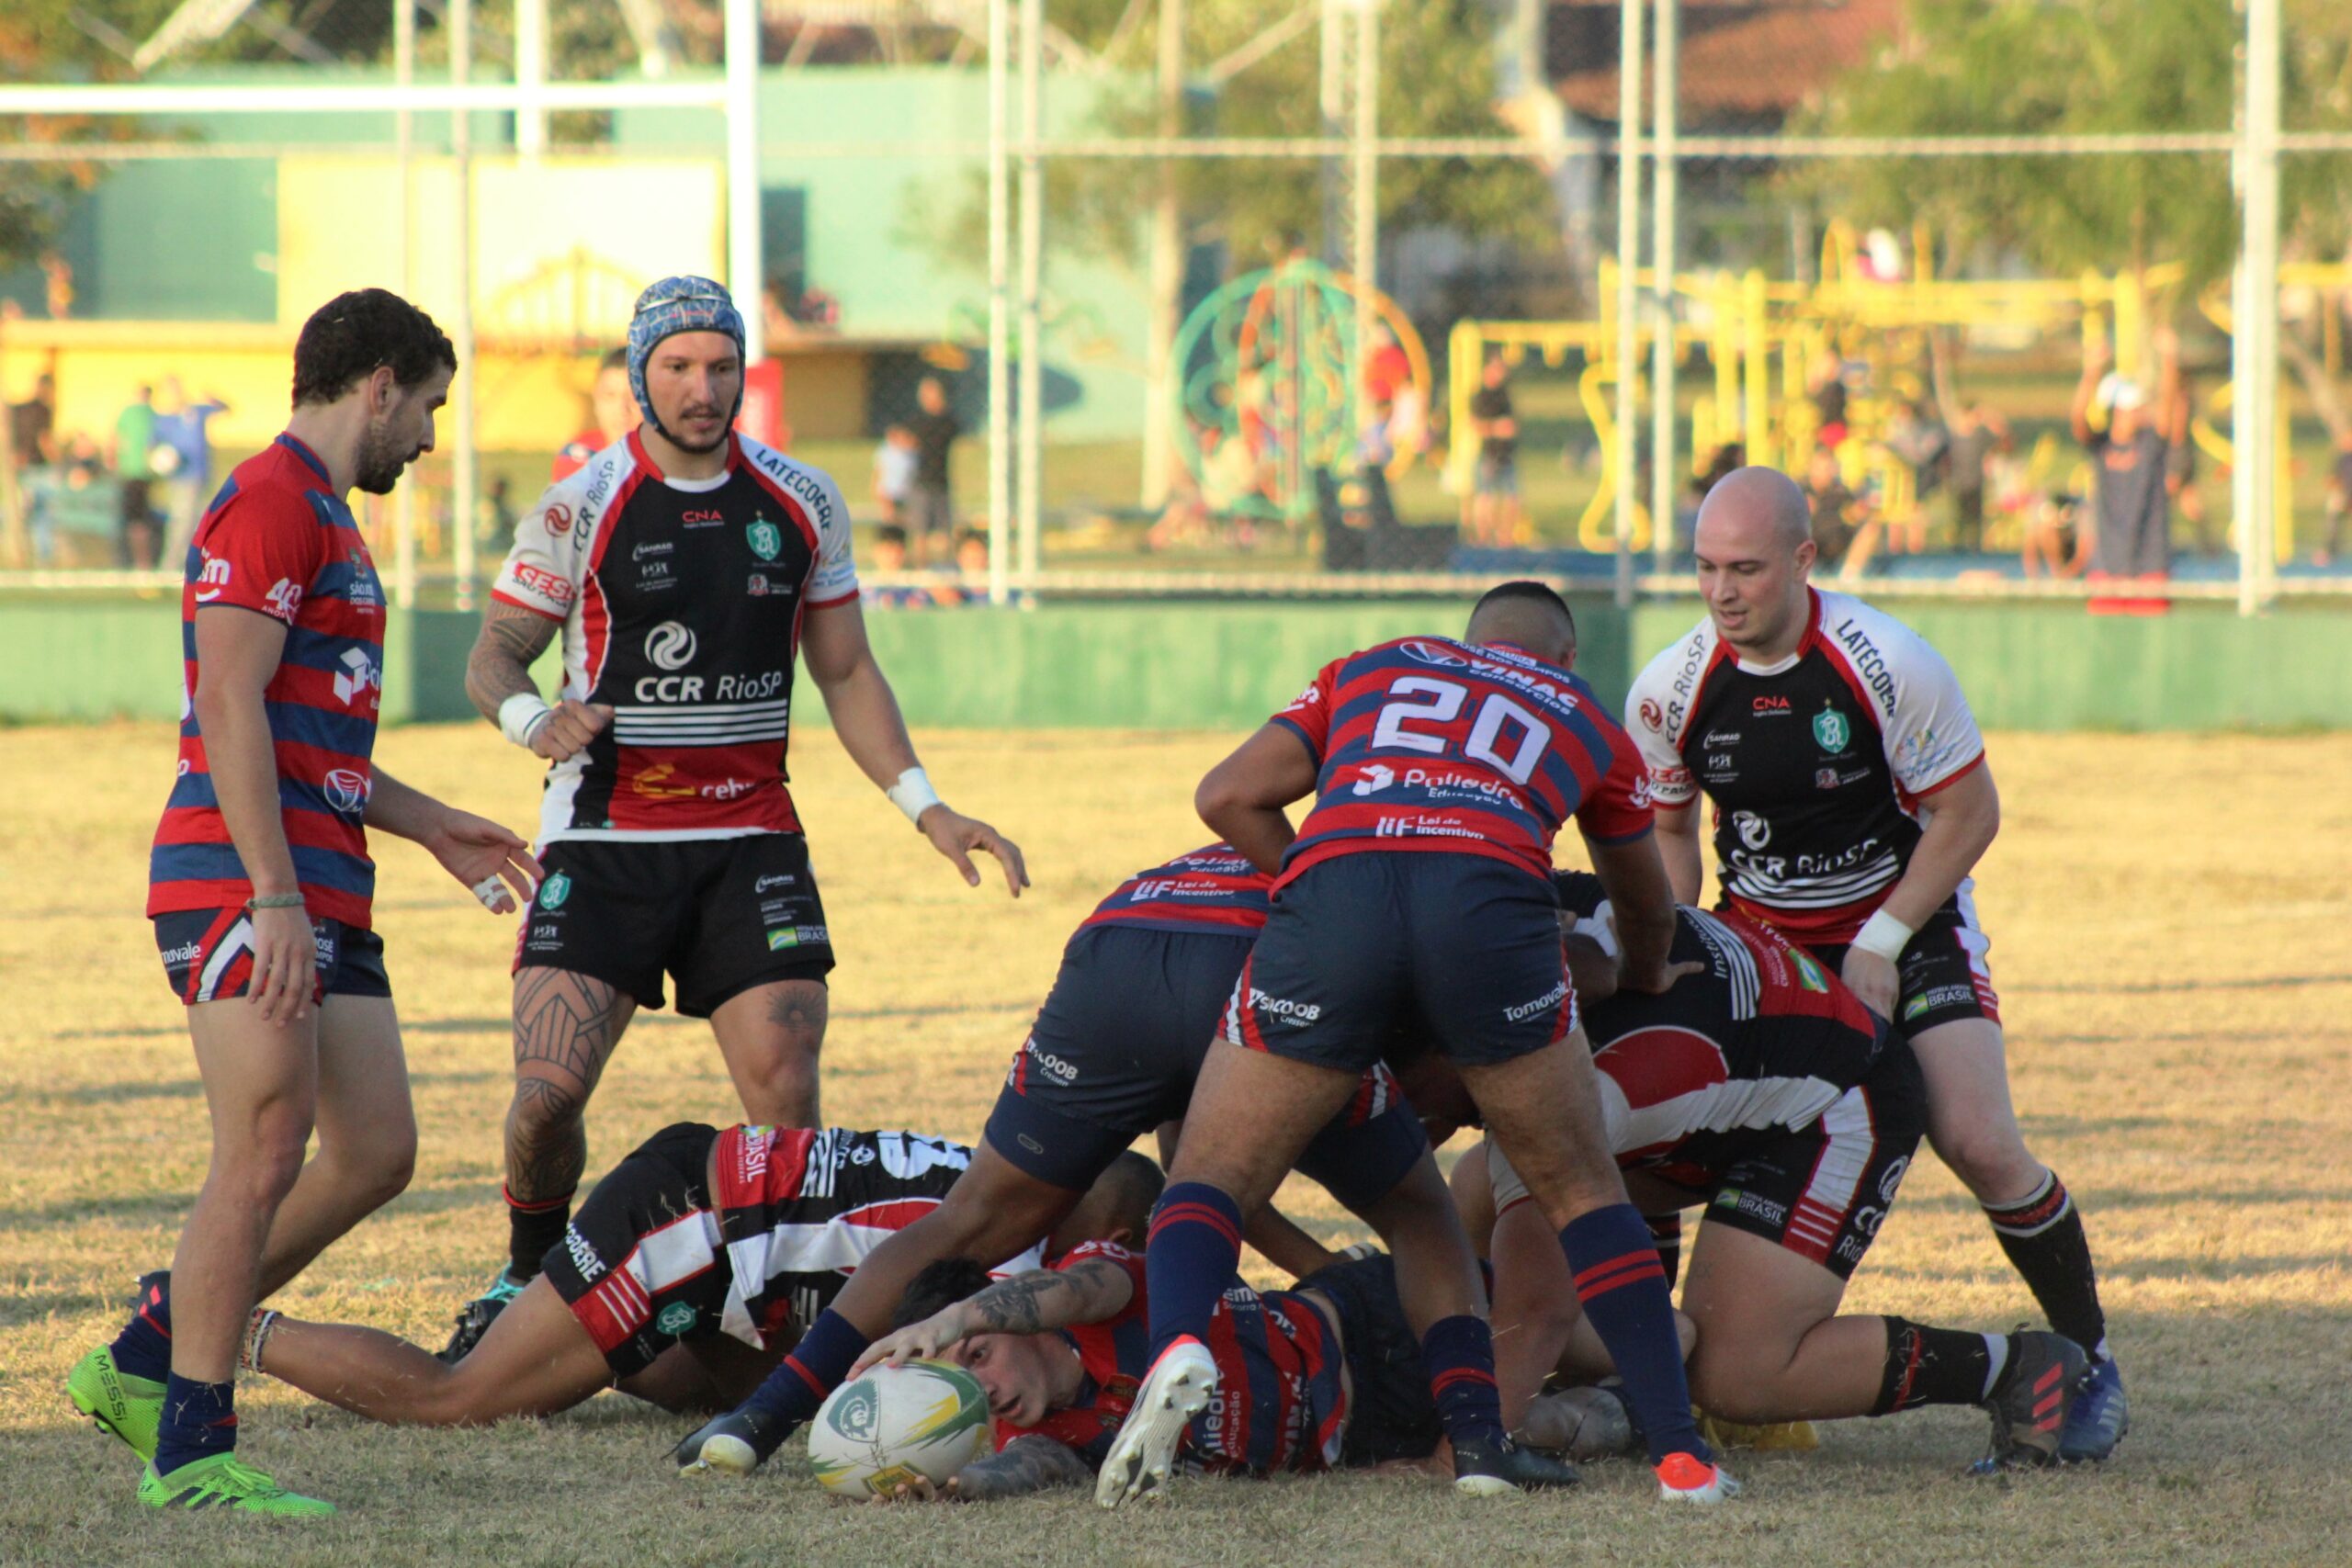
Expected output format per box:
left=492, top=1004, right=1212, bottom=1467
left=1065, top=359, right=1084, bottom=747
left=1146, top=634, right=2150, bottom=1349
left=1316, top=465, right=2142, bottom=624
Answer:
left=886, top=766, right=944, bottom=828
left=499, top=693, right=553, bottom=748
left=1851, top=908, right=1917, bottom=964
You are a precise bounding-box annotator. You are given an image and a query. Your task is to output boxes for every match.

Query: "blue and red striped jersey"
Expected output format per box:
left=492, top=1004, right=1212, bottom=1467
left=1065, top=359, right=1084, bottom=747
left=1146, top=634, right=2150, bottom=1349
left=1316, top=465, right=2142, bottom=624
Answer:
left=1077, top=843, right=1272, bottom=936
left=995, top=1243, right=1347, bottom=1475
left=148, top=435, right=387, bottom=928
left=1268, top=636, right=1652, bottom=887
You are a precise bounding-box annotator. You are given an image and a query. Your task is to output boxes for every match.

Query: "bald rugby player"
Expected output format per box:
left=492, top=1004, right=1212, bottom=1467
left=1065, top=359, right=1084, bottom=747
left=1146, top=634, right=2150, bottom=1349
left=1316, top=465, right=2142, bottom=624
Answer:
left=1621, top=468, right=2124, bottom=1462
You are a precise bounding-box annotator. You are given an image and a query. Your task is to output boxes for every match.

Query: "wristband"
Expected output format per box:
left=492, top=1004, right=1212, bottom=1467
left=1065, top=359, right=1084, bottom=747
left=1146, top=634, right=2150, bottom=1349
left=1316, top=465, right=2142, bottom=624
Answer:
left=499, top=693, right=554, bottom=748
left=244, top=892, right=307, bottom=911
left=1851, top=908, right=1916, bottom=964
left=885, top=766, right=944, bottom=828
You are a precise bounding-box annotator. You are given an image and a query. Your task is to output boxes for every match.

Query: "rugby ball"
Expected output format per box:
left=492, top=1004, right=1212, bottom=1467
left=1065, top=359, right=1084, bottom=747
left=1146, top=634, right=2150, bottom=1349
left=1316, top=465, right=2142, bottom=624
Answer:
left=807, top=1359, right=992, bottom=1497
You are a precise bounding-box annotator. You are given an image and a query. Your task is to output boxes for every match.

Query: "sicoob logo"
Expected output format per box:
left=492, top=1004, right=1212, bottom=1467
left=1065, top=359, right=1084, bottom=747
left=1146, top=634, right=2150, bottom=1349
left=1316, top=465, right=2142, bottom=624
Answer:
left=645, top=621, right=697, bottom=671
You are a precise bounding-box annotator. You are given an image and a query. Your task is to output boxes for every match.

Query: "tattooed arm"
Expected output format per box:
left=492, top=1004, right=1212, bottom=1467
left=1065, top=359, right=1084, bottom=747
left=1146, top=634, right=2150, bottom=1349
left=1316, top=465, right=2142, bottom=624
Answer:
left=852, top=1258, right=1137, bottom=1372
left=868, top=1437, right=1095, bottom=1506
left=466, top=602, right=611, bottom=761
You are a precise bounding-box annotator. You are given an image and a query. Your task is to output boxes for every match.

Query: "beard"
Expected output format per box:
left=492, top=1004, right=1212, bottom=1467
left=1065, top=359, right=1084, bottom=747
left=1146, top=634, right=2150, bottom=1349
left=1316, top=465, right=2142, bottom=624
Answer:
left=662, top=404, right=732, bottom=455
left=354, top=424, right=421, bottom=495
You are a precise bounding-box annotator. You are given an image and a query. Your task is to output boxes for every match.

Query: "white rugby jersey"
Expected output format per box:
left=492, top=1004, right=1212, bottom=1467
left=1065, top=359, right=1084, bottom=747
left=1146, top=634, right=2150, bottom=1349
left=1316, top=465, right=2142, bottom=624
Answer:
left=1623, top=588, right=1985, bottom=942
left=491, top=429, right=858, bottom=843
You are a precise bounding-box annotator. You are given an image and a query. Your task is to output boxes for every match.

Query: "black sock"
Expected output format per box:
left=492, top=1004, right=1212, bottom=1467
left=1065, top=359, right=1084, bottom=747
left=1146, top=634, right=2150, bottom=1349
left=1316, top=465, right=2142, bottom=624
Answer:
left=1871, top=1318, right=2009, bottom=1414
left=1983, top=1170, right=2108, bottom=1359
left=505, top=1185, right=574, bottom=1282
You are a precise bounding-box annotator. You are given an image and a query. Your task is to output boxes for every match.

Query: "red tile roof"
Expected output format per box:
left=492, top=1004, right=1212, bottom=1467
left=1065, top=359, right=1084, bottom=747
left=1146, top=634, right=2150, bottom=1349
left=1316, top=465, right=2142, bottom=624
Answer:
left=1552, top=0, right=1905, bottom=124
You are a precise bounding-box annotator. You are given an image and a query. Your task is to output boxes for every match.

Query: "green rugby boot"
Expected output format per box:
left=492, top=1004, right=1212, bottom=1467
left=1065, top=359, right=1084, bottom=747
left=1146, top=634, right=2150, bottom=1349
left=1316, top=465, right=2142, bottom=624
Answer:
left=138, top=1453, right=335, bottom=1517
left=65, top=1344, right=164, bottom=1461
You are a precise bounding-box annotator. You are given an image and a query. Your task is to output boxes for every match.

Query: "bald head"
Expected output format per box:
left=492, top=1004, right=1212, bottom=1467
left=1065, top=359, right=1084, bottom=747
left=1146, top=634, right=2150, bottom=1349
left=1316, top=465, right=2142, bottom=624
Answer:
left=1695, top=466, right=1810, bottom=557
left=1691, top=465, right=1817, bottom=660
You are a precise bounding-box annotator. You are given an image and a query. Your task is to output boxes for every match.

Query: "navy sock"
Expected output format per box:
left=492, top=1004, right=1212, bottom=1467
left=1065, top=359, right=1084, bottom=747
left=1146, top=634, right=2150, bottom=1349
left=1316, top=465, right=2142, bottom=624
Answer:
left=1420, top=1314, right=1507, bottom=1450
left=109, top=1275, right=173, bottom=1384
left=153, top=1375, right=237, bottom=1476
left=1560, top=1204, right=1710, bottom=1465
left=1144, top=1181, right=1243, bottom=1360
left=741, top=1307, right=870, bottom=1427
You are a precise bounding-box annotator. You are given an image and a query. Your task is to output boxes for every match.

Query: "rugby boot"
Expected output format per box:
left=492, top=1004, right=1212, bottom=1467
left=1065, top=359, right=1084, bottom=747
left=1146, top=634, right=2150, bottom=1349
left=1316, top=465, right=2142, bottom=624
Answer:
left=65, top=1344, right=164, bottom=1461
left=1974, top=1331, right=2090, bottom=1472
left=1656, top=1451, right=1743, bottom=1503
left=1452, top=1434, right=1581, bottom=1497
left=1093, top=1336, right=1217, bottom=1509
left=138, top=1453, right=335, bottom=1517
left=436, top=1269, right=527, bottom=1364
left=674, top=1407, right=792, bottom=1477
left=2056, top=1355, right=2129, bottom=1464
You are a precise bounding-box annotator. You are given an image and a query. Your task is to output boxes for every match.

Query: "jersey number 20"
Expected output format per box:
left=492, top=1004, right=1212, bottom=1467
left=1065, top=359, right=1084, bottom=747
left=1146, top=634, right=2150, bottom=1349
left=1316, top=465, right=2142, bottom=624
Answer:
left=1370, top=676, right=1552, bottom=784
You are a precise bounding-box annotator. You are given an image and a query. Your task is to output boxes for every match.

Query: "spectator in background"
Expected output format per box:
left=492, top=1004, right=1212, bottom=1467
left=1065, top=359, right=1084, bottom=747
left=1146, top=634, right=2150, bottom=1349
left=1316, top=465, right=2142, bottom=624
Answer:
left=872, top=423, right=917, bottom=525
left=111, top=382, right=160, bottom=568
left=953, top=525, right=989, bottom=579
left=551, top=348, right=634, bottom=482
left=153, top=376, right=231, bottom=567
left=1465, top=355, right=1521, bottom=547
left=1808, top=352, right=1849, bottom=446
left=905, top=376, right=961, bottom=568
left=1804, top=444, right=1879, bottom=580
left=2319, top=434, right=2352, bottom=568
left=2021, top=491, right=2087, bottom=580
left=861, top=523, right=935, bottom=610
left=2164, top=364, right=2216, bottom=556
left=2070, top=327, right=2182, bottom=607
left=1881, top=400, right=1949, bottom=555
left=10, top=371, right=58, bottom=473
left=1944, top=403, right=2005, bottom=554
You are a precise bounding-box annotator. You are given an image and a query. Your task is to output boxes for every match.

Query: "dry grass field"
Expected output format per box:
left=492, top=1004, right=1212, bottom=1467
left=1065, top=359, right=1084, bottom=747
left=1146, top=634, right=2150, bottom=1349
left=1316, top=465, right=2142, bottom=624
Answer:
left=4, top=721, right=2350, bottom=1567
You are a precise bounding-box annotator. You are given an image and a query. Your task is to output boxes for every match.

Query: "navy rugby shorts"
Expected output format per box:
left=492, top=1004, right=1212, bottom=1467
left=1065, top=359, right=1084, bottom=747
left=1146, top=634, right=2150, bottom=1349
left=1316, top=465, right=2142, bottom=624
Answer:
left=983, top=923, right=1427, bottom=1213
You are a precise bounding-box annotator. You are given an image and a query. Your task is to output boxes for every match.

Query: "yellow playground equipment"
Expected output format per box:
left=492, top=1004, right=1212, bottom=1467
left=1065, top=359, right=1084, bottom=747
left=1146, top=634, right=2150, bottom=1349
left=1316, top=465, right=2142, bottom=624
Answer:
left=1448, top=220, right=2340, bottom=558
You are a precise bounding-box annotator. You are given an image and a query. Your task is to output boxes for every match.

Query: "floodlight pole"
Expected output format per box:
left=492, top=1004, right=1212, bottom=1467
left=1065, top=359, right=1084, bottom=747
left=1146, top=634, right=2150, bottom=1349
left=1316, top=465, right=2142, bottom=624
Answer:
left=1649, top=0, right=1679, bottom=573
left=1611, top=0, right=1644, bottom=609
left=392, top=0, right=416, bottom=609
left=1017, top=0, right=1044, bottom=580
left=1351, top=0, right=1377, bottom=448
left=450, top=0, right=477, bottom=612
left=987, top=0, right=1012, bottom=605
left=725, top=0, right=764, bottom=368
left=2235, top=0, right=2280, bottom=616
left=515, top=0, right=548, bottom=159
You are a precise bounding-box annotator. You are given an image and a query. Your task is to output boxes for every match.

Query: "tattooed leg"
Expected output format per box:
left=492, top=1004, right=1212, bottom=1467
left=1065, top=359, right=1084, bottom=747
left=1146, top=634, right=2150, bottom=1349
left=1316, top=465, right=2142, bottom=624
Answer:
left=709, top=978, right=828, bottom=1128
left=505, top=967, right=635, bottom=1205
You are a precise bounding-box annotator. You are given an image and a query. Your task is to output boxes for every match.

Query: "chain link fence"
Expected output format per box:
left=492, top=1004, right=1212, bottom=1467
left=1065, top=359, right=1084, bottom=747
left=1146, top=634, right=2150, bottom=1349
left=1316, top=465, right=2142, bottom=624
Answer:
left=1, top=0, right=2346, bottom=609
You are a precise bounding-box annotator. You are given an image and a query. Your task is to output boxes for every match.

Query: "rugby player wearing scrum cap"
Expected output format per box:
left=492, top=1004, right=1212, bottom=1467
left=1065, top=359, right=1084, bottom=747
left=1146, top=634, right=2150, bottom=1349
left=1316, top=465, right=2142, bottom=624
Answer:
left=450, top=276, right=1028, bottom=1359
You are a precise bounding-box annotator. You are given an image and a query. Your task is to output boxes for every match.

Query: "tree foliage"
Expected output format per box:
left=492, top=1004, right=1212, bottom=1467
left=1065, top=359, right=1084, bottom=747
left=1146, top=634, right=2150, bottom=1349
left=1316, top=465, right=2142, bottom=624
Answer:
left=917, top=0, right=1552, bottom=282
left=1791, top=0, right=2352, bottom=295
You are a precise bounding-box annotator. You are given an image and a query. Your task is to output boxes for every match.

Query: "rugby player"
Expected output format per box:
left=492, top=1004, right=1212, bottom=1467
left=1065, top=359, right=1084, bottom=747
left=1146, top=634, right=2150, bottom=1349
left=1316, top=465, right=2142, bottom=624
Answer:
left=1404, top=872, right=2091, bottom=1470
left=1622, top=467, right=2124, bottom=1461
left=1099, top=581, right=1736, bottom=1508
left=856, top=1243, right=1477, bottom=1499
left=66, top=289, right=541, bottom=1517
left=670, top=844, right=1475, bottom=1478
left=240, top=1123, right=1157, bottom=1428
left=452, top=276, right=1027, bottom=1359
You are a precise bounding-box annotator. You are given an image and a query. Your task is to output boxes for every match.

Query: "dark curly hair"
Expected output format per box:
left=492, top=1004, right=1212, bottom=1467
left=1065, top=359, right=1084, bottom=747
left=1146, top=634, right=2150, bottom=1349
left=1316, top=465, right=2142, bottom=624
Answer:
left=892, top=1258, right=994, bottom=1330
left=291, top=288, right=456, bottom=408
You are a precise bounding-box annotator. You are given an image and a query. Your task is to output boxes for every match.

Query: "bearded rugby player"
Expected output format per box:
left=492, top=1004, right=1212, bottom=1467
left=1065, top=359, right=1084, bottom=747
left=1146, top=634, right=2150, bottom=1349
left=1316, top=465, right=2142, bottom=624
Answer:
left=449, top=276, right=1027, bottom=1359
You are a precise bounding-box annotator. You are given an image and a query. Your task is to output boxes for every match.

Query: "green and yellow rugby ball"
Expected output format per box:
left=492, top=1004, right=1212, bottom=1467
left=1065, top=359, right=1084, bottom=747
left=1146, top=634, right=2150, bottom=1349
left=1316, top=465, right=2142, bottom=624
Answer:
left=807, top=1359, right=993, bottom=1497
